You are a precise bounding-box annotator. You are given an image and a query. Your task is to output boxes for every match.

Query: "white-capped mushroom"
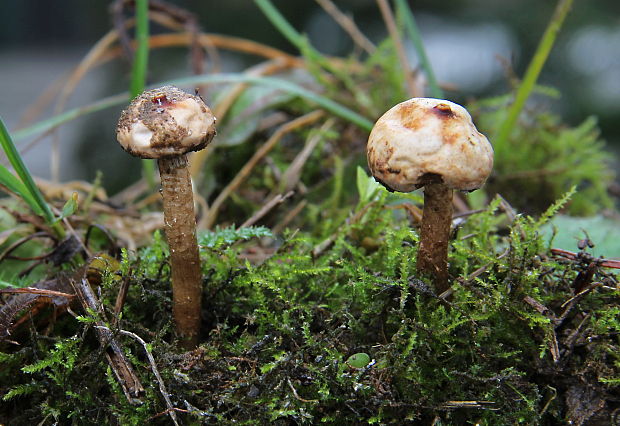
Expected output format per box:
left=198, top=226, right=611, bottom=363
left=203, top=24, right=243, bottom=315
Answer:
left=367, top=98, right=493, bottom=293
left=117, top=85, right=216, bottom=347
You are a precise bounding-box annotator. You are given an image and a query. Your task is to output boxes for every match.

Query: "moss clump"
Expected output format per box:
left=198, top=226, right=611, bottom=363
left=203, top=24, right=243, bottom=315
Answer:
left=471, top=95, right=614, bottom=216
left=1, top=189, right=617, bottom=425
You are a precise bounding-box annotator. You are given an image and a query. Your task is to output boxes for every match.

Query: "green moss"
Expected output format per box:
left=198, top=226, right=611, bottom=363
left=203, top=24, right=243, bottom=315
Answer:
left=1, top=176, right=618, bottom=426
left=471, top=95, right=614, bottom=215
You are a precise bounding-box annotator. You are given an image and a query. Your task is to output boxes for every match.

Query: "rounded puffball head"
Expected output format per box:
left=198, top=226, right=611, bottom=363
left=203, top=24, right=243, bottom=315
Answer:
left=116, top=86, right=216, bottom=159
left=367, top=98, right=493, bottom=192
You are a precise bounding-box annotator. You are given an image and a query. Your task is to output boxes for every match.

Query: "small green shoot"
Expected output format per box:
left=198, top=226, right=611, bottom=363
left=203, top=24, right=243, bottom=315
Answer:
left=356, top=166, right=381, bottom=205
left=53, top=192, right=79, bottom=224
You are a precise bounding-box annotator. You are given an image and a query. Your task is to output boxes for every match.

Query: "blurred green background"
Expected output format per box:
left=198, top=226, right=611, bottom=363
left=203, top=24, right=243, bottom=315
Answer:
left=0, top=0, right=618, bottom=191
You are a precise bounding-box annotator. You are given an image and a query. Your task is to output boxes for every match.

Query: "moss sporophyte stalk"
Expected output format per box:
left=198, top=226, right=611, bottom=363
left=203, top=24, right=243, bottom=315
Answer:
left=116, top=86, right=217, bottom=347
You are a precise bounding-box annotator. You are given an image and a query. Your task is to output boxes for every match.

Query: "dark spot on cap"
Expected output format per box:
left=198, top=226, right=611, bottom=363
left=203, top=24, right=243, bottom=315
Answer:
left=151, top=94, right=174, bottom=107
left=432, top=103, right=455, bottom=119
left=387, top=167, right=401, bottom=174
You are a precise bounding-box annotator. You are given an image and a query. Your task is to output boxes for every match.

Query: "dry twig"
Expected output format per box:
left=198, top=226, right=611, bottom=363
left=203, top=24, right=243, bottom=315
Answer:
left=116, top=328, right=181, bottom=426
left=272, top=200, right=307, bottom=234
left=314, top=0, right=376, bottom=54
left=240, top=191, right=294, bottom=228
left=278, top=119, right=335, bottom=194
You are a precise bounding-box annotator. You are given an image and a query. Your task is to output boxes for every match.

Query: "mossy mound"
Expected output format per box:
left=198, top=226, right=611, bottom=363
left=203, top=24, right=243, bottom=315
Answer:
left=1, top=191, right=618, bottom=425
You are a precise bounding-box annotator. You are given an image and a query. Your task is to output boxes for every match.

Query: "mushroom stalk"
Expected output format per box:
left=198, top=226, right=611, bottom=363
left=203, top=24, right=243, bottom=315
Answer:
left=158, top=155, right=202, bottom=347
left=416, top=182, right=452, bottom=294
left=366, top=98, right=493, bottom=295
left=116, top=85, right=216, bottom=349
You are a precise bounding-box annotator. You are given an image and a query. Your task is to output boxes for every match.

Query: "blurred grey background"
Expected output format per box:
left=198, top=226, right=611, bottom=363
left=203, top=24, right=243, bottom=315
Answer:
left=0, top=0, right=618, bottom=193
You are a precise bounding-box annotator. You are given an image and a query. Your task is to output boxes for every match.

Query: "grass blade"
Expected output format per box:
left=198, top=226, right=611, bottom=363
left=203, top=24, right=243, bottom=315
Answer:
left=395, top=0, right=443, bottom=98
left=128, top=0, right=156, bottom=187
left=13, top=93, right=127, bottom=142
left=255, top=0, right=308, bottom=53
left=255, top=0, right=374, bottom=113
left=494, top=0, right=574, bottom=147
left=13, top=74, right=374, bottom=142
left=168, top=74, right=374, bottom=131
left=129, top=0, right=149, bottom=97
left=0, top=164, right=42, bottom=215
left=0, top=117, right=63, bottom=236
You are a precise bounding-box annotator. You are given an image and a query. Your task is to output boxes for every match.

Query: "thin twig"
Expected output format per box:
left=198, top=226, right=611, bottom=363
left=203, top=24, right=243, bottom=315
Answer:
left=111, top=0, right=134, bottom=61
left=116, top=328, right=181, bottom=426
left=0, top=287, right=75, bottom=299
left=314, top=0, right=375, bottom=54
left=0, top=232, right=55, bottom=264
left=272, top=200, right=307, bottom=234
left=440, top=400, right=496, bottom=409
left=149, top=0, right=207, bottom=77
left=278, top=119, right=334, bottom=194
left=287, top=377, right=318, bottom=403
left=113, top=277, right=131, bottom=327
left=149, top=407, right=190, bottom=422
left=103, top=30, right=302, bottom=68
left=56, top=207, right=92, bottom=259
left=241, top=191, right=294, bottom=228
left=551, top=248, right=620, bottom=269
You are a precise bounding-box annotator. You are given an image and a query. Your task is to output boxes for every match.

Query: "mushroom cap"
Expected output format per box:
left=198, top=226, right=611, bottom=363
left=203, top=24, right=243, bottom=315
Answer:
left=367, top=98, right=493, bottom=192
left=116, top=86, right=216, bottom=159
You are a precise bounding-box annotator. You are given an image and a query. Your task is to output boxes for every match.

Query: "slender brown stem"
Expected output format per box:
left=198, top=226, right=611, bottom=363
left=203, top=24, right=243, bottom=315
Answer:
left=376, top=0, right=419, bottom=97
left=158, top=155, right=202, bottom=348
left=416, top=182, right=452, bottom=294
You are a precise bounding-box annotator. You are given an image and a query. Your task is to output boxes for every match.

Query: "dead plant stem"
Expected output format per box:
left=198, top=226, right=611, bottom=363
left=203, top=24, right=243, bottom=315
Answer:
left=375, top=0, right=419, bottom=97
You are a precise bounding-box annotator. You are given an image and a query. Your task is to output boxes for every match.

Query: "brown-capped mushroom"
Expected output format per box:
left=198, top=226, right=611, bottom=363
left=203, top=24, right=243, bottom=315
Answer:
left=116, top=85, right=216, bottom=347
left=367, top=98, right=493, bottom=293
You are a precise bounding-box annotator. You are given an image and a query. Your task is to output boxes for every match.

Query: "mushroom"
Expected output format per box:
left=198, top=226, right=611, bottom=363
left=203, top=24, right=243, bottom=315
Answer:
left=366, top=98, right=493, bottom=293
left=116, top=85, right=216, bottom=347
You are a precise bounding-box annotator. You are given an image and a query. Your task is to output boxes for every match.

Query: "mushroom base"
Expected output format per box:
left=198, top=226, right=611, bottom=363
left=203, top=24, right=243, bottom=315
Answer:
left=416, top=182, right=452, bottom=294
left=158, top=155, right=202, bottom=347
